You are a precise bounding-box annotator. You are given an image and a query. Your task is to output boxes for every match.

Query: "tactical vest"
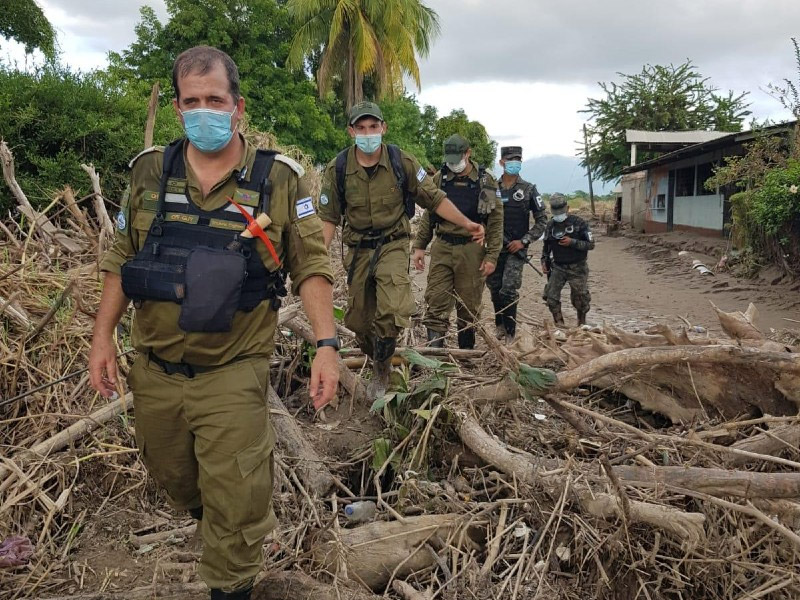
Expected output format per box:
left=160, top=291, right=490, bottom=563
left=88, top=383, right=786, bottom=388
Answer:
left=501, top=183, right=532, bottom=240
left=433, top=165, right=486, bottom=227
left=121, top=139, right=287, bottom=320
left=546, top=216, right=588, bottom=265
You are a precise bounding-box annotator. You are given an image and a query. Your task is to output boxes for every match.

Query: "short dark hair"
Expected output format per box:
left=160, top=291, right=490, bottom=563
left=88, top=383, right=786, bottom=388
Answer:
left=172, top=46, right=240, bottom=102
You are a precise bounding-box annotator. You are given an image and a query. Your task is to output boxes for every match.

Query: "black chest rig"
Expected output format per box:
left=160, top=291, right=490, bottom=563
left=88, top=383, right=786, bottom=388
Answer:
left=547, top=216, right=587, bottom=265
left=434, top=165, right=485, bottom=227
left=501, top=183, right=531, bottom=240
left=120, top=139, right=287, bottom=332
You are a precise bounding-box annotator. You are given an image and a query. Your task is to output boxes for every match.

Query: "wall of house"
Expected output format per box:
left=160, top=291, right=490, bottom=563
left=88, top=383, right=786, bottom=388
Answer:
left=620, top=172, right=646, bottom=231
left=673, top=194, right=724, bottom=233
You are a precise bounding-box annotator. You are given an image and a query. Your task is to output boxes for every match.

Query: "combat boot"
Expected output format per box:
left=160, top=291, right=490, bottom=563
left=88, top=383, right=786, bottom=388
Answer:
left=426, top=328, right=445, bottom=348
left=457, top=327, right=476, bottom=350
left=210, top=588, right=251, bottom=600
left=577, top=311, right=588, bottom=326
left=551, top=308, right=565, bottom=327
left=367, top=337, right=396, bottom=401
left=503, top=304, right=518, bottom=344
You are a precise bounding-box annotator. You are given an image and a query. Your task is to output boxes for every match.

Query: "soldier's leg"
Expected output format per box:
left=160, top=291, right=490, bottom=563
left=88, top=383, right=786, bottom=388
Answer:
left=128, top=355, right=201, bottom=514
left=567, top=261, right=592, bottom=325
left=343, top=246, right=377, bottom=356
left=499, top=254, right=525, bottom=339
left=188, top=358, right=276, bottom=596
left=453, top=242, right=485, bottom=349
left=486, top=252, right=508, bottom=332
left=544, top=266, right=568, bottom=325
left=422, top=239, right=456, bottom=344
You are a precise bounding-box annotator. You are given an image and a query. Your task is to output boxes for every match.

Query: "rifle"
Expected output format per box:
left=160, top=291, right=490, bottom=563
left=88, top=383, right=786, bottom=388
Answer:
left=504, top=235, right=543, bottom=277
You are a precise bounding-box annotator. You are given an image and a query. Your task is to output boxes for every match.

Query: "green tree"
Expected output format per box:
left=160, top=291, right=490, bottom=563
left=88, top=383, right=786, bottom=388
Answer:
left=430, top=109, right=497, bottom=169
left=107, top=1, right=348, bottom=163
left=286, top=0, right=440, bottom=111
left=582, top=61, right=750, bottom=182
left=0, top=0, right=56, bottom=59
left=380, top=95, right=432, bottom=167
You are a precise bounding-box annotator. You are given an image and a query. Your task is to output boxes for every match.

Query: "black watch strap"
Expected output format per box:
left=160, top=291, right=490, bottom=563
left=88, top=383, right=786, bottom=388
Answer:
left=316, top=337, right=340, bottom=351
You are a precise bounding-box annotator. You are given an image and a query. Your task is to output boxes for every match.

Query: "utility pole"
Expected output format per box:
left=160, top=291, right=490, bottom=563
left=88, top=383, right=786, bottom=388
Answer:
left=583, top=124, right=596, bottom=216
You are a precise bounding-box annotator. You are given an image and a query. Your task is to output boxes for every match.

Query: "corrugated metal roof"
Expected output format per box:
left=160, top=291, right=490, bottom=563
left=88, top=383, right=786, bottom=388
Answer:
left=625, top=130, right=731, bottom=144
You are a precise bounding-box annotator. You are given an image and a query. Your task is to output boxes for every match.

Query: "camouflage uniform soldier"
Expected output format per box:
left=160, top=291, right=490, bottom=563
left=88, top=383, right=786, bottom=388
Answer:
left=89, top=47, right=338, bottom=599
left=541, top=193, right=595, bottom=326
left=412, top=135, right=503, bottom=349
left=486, top=146, right=547, bottom=342
left=319, top=103, right=486, bottom=399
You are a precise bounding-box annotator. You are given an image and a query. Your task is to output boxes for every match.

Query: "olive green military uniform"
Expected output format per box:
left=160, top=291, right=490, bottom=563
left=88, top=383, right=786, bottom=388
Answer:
left=317, top=144, right=446, bottom=355
left=413, top=163, right=503, bottom=344
left=101, top=137, right=333, bottom=592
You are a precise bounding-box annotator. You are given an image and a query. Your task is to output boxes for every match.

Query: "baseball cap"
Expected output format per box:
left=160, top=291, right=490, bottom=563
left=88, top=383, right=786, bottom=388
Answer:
left=444, top=134, right=470, bottom=163
left=501, top=146, right=523, bottom=160
left=348, top=101, right=383, bottom=125
left=549, top=193, right=568, bottom=215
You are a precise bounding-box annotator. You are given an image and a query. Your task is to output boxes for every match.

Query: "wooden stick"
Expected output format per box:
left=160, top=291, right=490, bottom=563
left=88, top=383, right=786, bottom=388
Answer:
left=80, top=163, right=114, bottom=244
left=130, top=524, right=196, bottom=548
left=27, top=279, right=76, bottom=343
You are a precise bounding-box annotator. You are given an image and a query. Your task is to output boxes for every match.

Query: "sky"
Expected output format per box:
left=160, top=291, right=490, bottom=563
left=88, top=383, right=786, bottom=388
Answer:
left=4, top=0, right=799, bottom=191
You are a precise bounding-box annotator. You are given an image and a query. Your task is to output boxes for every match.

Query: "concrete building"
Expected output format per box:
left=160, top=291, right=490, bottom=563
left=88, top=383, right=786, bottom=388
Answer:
left=619, top=122, right=796, bottom=237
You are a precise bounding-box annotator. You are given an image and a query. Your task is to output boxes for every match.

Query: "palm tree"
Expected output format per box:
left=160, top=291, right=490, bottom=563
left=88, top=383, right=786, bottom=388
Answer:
left=286, top=0, right=440, bottom=111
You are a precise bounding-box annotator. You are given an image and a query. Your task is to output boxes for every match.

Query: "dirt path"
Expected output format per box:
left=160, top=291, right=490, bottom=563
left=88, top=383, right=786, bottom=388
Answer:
left=412, top=229, right=800, bottom=338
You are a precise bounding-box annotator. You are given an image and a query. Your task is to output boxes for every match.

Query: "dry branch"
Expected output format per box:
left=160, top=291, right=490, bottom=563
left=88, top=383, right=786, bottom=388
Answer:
left=727, top=425, right=800, bottom=466
left=81, top=163, right=114, bottom=245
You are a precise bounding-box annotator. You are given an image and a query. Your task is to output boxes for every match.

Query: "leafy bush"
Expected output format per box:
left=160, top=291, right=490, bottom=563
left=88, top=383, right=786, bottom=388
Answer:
left=751, top=160, right=800, bottom=235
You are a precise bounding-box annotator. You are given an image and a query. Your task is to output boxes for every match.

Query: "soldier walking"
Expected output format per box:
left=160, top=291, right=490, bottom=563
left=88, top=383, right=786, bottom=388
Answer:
left=486, top=146, right=547, bottom=342
left=412, top=134, right=503, bottom=349
left=319, top=103, right=485, bottom=400
left=541, top=193, right=595, bottom=326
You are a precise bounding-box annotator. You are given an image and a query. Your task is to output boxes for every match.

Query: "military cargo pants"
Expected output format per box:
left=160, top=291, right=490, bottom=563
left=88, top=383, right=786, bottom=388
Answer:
left=542, top=260, right=591, bottom=314
left=486, top=250, right=525, bottom=313
left=423, top=238, right=485, bottom=334
left=128, top=353, right=276, bottom=592
left=343, top=238, right=414, bottom=355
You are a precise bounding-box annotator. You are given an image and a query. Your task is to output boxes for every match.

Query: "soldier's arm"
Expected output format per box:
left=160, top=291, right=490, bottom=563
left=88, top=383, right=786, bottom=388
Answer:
left=570, top=221, right=595, bottom=251
left=412, top=209, right=434, bottom=250
left=541, top=226, right=552, bottom=261
left=484, top=190, right=504, bottom=264
left=525, top=185, right=548, bottom=242
left=317, top=162, right=341, bottom=249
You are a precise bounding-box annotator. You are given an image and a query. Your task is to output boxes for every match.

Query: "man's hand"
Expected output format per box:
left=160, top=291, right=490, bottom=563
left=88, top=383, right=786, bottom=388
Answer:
left=480, top=260, right=496, bottom=277
left=506, top=240, right=525, bottom=254
left=558, top=236, right=573, bottom=247
left=309, top=347, right=339, bottom=410
left=89, top=335, right=119, bottom=398
left=412, top=248, right=426, bottom=271
left=541, top=260, right=550, bottom=275
left=466, top=222, right=485, bottom=245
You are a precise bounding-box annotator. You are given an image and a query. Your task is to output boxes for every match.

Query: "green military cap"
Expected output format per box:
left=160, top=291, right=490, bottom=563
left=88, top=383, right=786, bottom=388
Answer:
left=501, top=146, right=523, bottom=160
left=444, top=134, right=470, bottom=163
left=349, top=101, right=384, bottom=125
left=549, top=193, right=568, bottom=215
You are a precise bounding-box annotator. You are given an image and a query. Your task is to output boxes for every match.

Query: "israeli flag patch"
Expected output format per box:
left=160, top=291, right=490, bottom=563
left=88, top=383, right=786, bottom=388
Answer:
left=416, top=167, right=427, bottom=182
left=495, top=189, right=502, bottom=198
left=116, top=210, right=127, bottom=231
left=296, top=196, right=315, bottom=218
left=320, top=193, right=329, bottom=206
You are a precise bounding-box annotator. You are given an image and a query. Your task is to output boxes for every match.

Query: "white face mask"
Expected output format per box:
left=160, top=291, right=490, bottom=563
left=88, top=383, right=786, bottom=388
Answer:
left=553, top=213, right=568, bottom=223
left=447, top=158, right=467, bottom=173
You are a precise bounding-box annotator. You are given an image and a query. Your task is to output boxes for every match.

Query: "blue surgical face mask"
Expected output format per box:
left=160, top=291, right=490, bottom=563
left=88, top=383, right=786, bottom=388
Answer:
left=504, top=160, right=522, bottom=175
left=355, top=134, right=382, bottom=154
left=181, top=107, right=237, bottom=153
left=553, top=213, right=568, bottom=223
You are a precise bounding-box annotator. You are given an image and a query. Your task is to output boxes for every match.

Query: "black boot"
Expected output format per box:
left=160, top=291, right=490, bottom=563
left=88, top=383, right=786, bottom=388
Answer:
left=188, top=506, right=204, bottom=521
left=367, top=337, right=396, bottom=401
left=426, top=328, right=445, bottom=348
left=550, top=307, right=565, bottom=327
left=503, top=303, right=518, bottom=343
left=457, top=327, right=475, bottom=350
left=210, top=588, right=252, bottom=600
left=577, top=310, right=588, bottom=326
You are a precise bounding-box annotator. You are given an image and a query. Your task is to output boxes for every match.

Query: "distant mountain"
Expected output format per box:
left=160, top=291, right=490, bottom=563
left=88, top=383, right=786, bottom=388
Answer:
left=493, top=154, right=615, bottom=195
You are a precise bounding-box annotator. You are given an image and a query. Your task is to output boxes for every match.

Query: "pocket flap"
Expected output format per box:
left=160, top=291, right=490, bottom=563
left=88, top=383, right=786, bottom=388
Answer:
left=241, top=512, right=277, bottom=546
left=236, top=428, right=275, bottom=479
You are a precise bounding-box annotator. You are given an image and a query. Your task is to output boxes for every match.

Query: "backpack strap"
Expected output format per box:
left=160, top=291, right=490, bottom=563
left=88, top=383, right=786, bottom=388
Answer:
left=247, top=149, right=277, bottom=216
left=155, top=138, right=186, bottom=225
left=335, top=148, right=349, bottom=216
left=386, top=144, right=413, bottom=217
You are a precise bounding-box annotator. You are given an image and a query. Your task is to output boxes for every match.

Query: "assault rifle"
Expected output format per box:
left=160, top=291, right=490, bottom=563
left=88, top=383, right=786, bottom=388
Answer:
left=504, top=235, right=543, bottom=277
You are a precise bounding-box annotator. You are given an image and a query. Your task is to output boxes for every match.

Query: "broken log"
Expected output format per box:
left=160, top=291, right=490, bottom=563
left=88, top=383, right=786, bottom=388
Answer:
left=727, top=425, right=800, bottom=467
left=81, top=163, right=115, bottom=245
left=268, top=386, right=335, bottom=496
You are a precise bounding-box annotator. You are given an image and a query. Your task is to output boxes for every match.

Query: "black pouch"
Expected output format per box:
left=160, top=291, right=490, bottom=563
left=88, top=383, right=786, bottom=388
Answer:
left=178, top=247, right=247, bottom=333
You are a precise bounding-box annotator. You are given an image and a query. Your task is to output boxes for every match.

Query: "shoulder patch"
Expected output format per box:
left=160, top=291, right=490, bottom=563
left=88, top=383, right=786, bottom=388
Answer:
left=128, top=146, right=163, bottom=169
left=274, top=154, right=305, bottom=178
left=296, top=196, right=315, bottom=219
left=416, top=167, right=427, bottom=182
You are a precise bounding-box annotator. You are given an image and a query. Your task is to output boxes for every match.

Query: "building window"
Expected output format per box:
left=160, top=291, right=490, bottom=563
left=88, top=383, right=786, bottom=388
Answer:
left=696, top=162, right=716, bottom=195
left=655, top=194, right=666, bottom=209
left=675, top=166, right=695, bottom=197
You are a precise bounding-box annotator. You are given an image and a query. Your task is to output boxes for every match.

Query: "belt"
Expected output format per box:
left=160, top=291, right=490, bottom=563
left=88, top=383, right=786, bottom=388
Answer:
left=346, top=231, right=409, bottom=285
left=148, top=351, right=218, bottom=379
left=349, top=231, right=409, bottom=249
left=439, top=233, right=472, bottom=245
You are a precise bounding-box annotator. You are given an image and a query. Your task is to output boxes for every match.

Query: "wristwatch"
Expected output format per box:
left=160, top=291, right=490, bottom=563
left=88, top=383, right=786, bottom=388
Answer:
left=521, top=235, right=531, bottom=247
left=316, top=337, right=340, bottom=351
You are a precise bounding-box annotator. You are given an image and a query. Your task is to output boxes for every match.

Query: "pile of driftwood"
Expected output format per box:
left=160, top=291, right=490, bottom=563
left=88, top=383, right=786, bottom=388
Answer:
left=3, top=133, right=800, bottom=600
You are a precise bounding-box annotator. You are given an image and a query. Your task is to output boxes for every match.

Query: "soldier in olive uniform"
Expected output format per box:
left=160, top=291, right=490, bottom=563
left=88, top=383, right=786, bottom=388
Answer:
left=412, top=135, right=503, bottom=349
left=486, top=146, right=547, bottom=342
left=541, top=193, right=595, bottom=326
left=319, top=103, right=486, bottom=399
left=89, top=47, right=339, bottom=600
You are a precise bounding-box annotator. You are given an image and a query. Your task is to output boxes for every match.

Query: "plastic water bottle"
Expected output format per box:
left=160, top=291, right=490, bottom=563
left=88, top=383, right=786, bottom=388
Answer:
left=344, top=501, right=376, bottom=523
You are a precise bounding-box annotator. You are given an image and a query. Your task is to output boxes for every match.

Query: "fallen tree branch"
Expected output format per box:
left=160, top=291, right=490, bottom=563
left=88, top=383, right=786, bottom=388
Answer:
left=81, top=163, right=114, bottom=245
left=727, top=425, right=800, bottom=467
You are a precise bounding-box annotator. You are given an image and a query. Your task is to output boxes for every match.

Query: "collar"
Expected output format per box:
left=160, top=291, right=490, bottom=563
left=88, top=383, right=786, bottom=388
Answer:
left=346, top=144, right=390, bottom=176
